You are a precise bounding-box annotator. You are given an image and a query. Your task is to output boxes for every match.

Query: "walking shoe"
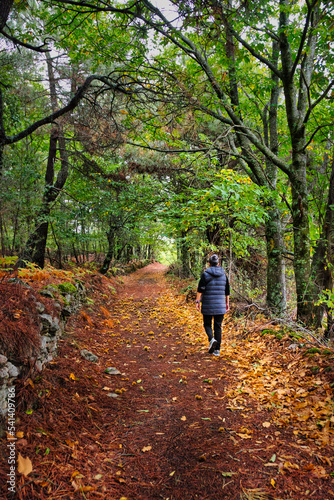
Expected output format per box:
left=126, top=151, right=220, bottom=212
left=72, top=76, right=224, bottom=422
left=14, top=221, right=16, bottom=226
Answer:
left=213, top=350, right=220, bottom=357
left=208, top=338, right=218, bottom=353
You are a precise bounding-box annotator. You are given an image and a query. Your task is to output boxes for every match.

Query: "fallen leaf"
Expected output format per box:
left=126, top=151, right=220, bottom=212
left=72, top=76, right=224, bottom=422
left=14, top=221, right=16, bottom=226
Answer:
left=142, top=446, right=152, bottom=452
left=236, top=433, right=252, bottom=439
left=16, top=431, right=24, bottom=438
left=181, top=416, right=187, bottom=421
left=17, top=453, right=33, bottom=476
left=71, top=471, right=81, bottom=480
left=263, top=421, right=271, bottom=428
left=283, top=461, right=299, bottom=470
left=271, top=478, right=276, bottom=488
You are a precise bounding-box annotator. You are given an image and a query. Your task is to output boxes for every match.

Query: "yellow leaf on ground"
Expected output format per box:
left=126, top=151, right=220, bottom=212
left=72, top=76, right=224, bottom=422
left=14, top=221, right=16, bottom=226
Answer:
left=17, top=453, right=32, bottom=476
left=71, top=471, right=81, bottom=480
left=142, top=446, right=152, bottom=452
left=236, top=433, right=252, bottom=439
left=181, top=416, right=187, bottom=421
left=16, top=431, right=24, bottom=438
left=263, top=421, right=271, bottom=428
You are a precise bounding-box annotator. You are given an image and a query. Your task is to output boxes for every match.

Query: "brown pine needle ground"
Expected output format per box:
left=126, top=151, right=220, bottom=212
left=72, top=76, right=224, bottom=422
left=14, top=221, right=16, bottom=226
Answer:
left=1, top=262, right=334, bottom=499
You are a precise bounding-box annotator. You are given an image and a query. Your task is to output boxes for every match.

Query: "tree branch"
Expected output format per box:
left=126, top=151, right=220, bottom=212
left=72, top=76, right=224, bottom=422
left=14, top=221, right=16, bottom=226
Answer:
left=0, top=29, right=50, bottom=52
left=289, top=0, right=314, bottom=78
left=304, top=78, right=334, bottom=124
left=228, top=26, right=282, bottom=79
left=3, top=75, right=129, bottom=146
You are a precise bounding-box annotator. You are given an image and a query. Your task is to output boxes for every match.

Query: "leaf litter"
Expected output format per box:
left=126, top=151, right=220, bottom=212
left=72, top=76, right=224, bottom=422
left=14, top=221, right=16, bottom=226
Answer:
left=1, top=262, right=334, bottom=499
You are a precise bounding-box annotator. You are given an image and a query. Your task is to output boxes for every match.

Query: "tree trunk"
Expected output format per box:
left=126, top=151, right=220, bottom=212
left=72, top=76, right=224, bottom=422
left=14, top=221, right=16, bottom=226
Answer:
left=263, top=40, right=286, bottom=313
left=312, top=155, right=334, bottom=333
left=180, top=230, right=190, bottom=277
left=100, top=229, right=114, bottom=274
left=279, top=0, right=319, bottom=323
left=290, top=142, right=315, bottom=322
left=265, top=204, right=286, bottom=312
left=0, top=0, right=14, bottom=31
left=0, top=204, right=6, bottom=256
left=17, top=53, right=70, bottom=268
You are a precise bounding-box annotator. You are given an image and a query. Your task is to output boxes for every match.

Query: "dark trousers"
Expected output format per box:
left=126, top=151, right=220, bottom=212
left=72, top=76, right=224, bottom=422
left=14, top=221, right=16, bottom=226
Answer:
left=203, top=314, right=224, bottom=351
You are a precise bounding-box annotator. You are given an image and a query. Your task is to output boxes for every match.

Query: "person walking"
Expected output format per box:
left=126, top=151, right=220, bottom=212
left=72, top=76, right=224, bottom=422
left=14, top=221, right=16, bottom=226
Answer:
left=196, top=254, right=230, bottom=356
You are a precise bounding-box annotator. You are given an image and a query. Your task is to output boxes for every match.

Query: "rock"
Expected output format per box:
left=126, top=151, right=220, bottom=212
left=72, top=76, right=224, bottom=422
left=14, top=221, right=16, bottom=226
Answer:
left=80, top=349, right=98, bottom=363
left=105, top=367, right=121, bottom=375
left=0, top=355, right=8, bottom=366
left=51, top=317, right=60, bottom=332
left=7, top=363, right=20, bottom=378
left=40, top=336, right=48, bottom=349
left=35, top=302, right=45, bottom=314
left=35, top=360, right=44, bottom=372
left=40, top=289, right=54, bottom=298
left=39, top=314, right=60, bottom=336
left=7, top=277, right=32, bottom=288
left=0, top=367, right=9, bottom=379
left=40, top=314, right=54, bottom=333
left=61, top=306, right=72, bottom=318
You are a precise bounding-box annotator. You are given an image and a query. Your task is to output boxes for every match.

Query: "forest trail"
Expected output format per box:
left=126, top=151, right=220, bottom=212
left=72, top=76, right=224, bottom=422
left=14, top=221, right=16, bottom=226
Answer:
left=3, top=263, right=334, bottom=500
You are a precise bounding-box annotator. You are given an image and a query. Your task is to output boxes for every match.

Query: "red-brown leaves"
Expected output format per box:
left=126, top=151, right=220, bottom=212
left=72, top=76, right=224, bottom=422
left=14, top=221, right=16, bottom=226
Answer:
left=0, top=283, right=41, bottom=361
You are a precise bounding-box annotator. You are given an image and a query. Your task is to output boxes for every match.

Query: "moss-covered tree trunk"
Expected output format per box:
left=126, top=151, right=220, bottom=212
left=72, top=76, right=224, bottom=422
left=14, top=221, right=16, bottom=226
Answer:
left=312, top=155, right=334, bottom=334
left=290, top=154, right=315, bottom=321
left=279, top=0, right=319, bottom=322
left=265, top=204, right=286, bottom=312
left=263, top=40, right=286, bottom=313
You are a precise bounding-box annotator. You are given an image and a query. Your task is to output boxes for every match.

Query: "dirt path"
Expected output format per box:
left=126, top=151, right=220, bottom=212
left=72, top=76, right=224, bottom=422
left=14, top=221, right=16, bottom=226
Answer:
left=2, top=263, right=334, bottom=499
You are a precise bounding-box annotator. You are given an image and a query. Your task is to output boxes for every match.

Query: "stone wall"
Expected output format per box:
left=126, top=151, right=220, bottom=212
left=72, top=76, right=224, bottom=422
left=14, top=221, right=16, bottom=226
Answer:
left=0, top=280, right=86, bottom=429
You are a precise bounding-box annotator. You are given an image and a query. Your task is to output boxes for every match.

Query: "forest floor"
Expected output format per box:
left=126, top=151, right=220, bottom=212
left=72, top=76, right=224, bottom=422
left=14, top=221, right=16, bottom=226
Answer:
left=1, top=262, right=334, bottom=499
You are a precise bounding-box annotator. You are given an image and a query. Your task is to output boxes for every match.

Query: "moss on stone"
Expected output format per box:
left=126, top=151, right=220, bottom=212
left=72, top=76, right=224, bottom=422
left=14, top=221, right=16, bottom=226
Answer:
left=57, top=282, right=77, bottom=295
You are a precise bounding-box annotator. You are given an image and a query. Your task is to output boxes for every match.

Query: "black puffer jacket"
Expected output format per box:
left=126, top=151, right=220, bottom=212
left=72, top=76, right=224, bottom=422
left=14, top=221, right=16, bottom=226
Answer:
left=199, top=266, right=227, bottom=315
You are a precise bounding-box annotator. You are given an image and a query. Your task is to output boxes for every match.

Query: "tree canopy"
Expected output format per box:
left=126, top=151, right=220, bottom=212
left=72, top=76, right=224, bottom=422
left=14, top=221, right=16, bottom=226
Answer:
left=0, top=0, right=333, bottom=330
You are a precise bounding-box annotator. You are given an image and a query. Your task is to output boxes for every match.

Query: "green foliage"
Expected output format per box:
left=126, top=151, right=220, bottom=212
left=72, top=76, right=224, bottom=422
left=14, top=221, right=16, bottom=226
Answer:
left=316, top=289, right=334, bottom=313
left=1, top=0, right=333, bottom=324
left=57, top=283, right=77, bottom=295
